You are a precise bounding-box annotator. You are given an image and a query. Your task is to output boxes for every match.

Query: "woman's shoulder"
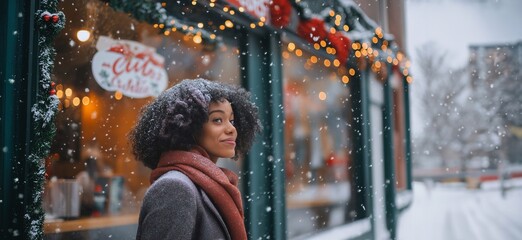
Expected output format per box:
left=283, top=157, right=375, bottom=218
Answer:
left=145, top=171, right=198, bottom=199
left=155, top=170, right=193, bottom=184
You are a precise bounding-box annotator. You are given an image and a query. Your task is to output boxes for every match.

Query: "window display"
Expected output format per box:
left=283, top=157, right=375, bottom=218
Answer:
left=44, top=0, right=240, bottom=236
left=282, top=43, right=357, bottom=238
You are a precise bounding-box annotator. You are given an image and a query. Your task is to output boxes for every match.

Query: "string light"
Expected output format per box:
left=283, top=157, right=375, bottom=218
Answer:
left=287, top=42, right=296, bottom=51
left=82, top=96, right=90, bottom=106
left=225, top=20, right=233, bottom=28
left=65, top=88, right=72, bottom=98
left=326, top=47, right=333, bottom=54
left=318, top=91, right=327, bottom=100
left=72, top=97, right=81, bottom=106
left=115, top=91, right=123, bottom=100
left=295, top=49, right=303, bottom=57
left=324, top=59, right=331, bottom=67
left=193, top=34, right=202, bottom=44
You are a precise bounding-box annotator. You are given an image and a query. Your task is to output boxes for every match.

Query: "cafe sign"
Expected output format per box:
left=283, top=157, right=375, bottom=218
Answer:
left=92, top=36, right=168, bottom=98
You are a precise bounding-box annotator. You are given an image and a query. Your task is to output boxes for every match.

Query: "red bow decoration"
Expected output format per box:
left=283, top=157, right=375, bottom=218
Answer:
left=297, top=18, right=328, bottom=43
left=328, top=31, right=352, bottom=65
left=269, top=0, right=292, bottom=28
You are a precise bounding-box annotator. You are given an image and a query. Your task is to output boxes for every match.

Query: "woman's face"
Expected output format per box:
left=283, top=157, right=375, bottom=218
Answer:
left=197, top=99, right=237, bottom=163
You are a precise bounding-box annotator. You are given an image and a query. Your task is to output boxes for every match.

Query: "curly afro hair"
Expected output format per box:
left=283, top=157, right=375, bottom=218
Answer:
left=129, top=79, right=261, bottom=169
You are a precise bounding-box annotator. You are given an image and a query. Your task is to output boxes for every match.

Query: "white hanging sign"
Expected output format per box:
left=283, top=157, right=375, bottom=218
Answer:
left=92, top=36, right=168, bottom=98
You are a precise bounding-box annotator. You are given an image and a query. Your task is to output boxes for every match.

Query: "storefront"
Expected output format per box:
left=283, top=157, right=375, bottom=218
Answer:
left=1, top=0, right=412, bottom=239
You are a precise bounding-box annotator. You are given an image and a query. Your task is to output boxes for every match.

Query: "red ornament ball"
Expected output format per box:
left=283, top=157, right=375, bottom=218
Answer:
left=51, top=81, right=56, bottom=87
left=42, top=14, right=51, bottom=22
left=49, top=89, right=56, bottom=95
left=51, top=15, right=59, bottom=23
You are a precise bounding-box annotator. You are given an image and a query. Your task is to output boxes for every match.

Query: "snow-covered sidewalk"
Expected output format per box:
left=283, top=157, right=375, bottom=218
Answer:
left=397, top=180, right=522, bottom=240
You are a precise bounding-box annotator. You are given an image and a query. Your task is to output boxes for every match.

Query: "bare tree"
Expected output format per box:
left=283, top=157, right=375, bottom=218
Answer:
left=413, top=42, right=504, bottom=171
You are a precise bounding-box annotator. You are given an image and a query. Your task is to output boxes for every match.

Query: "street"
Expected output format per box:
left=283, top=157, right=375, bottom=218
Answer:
left=397, top=179, right=522, bottom=240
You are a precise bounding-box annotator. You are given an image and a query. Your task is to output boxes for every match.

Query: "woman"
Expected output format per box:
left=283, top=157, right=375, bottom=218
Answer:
left=130, top=79, right=260, bottom=240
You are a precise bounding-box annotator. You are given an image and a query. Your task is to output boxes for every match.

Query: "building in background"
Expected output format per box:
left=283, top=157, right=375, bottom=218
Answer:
left=1, top=0, right=412, bottom=239
left=469, top=41, right=522, bottom=166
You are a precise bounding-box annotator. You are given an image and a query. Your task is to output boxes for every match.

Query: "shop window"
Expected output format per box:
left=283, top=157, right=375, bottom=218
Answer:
left=282, top=45, right=357, bottom=238
left=44, top=0, right=240, bottom=237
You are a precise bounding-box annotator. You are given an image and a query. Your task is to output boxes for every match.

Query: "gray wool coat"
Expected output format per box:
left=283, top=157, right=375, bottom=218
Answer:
left=136, top=171, right=231, bottom=240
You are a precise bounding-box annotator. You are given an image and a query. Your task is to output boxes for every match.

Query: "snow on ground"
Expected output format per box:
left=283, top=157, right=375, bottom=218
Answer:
left=398, top=180, right=522, bottom=240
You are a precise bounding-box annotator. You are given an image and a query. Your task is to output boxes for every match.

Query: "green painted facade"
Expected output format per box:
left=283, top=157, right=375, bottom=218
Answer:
left=1, top=1, right=412, bottom=239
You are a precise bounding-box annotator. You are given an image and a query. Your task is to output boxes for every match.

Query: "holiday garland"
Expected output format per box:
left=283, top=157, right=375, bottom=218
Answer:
left=104, top=0, right=217, bottom=45
left=29, top=0, right=65, bottom=239
left=266, top=0, right=410, bottom=80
